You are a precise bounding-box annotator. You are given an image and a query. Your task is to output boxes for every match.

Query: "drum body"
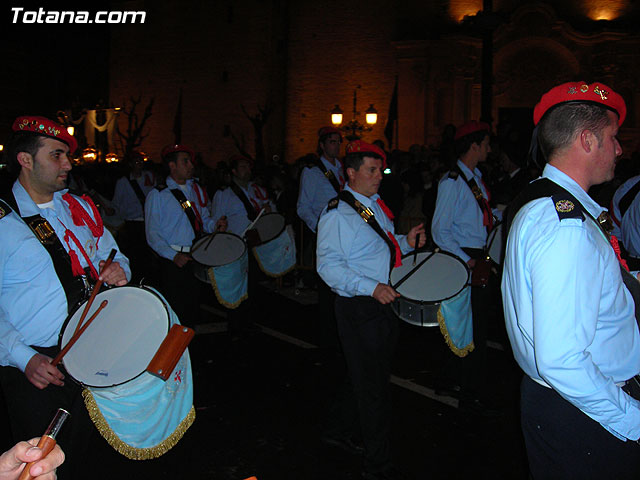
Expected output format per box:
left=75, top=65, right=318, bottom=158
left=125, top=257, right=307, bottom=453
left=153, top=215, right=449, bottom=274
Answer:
left=487, top=223, right=503, bottom=264
left=251, top=214, right=296, bottom=278
left=60, top=286, right=170, bottom=388
left=252, top=212, right=286, bottom=245
left=191, top=232, right=247, bottom=284
left=390, top=251, right=470, bottom=327
left=59, top=286, right=194, bottom=459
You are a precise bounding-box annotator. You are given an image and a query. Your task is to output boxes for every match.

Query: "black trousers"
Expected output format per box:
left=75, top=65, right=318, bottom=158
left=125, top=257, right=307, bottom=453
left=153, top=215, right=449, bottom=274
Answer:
left=159, top=256, right=201, bottom=326
left=332, top=295, right=399, bottom=473
left=0, top=346, right=95, bottom=479
left=521, top=375, right=640, bottom=480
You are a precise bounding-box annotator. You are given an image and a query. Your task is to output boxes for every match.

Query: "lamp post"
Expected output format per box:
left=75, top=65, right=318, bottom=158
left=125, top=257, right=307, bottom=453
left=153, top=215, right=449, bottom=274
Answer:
left=331, top=85, right=377, bottom=141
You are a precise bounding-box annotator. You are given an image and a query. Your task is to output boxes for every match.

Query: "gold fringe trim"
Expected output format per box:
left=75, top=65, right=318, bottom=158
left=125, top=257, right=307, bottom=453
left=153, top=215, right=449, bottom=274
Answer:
left=82, top=389, right=196, bottom=460
left=437, top=307, right=474, bottom=358
left=251, top=247, right=296, bottom=278
left=208, top=266, right=248, bottom=309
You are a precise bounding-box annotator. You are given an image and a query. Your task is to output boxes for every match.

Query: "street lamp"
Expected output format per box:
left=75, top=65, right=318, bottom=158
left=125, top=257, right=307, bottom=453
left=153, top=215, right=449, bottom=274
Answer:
left=331, top=85, right=378, bottom=140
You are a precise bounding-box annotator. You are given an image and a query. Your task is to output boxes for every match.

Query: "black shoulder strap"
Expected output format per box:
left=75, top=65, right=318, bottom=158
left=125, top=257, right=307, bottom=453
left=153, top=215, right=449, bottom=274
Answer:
left=505, top=177, right=640, bottom=326
left=312, top=158, right=341, bottom=194
left=0, top=198, right=12, bottom=218
left=454, top=164, right=493, bottom=233
left=337, top=191, right=397, bottom=271
left=128, top=177, right=147, bottom=207
left=618, top=178, right=640, bottom=220
left=169, top=189, right=202, bottom=237
left=2, top=192, right=89, bottom=313
left=229, top=182, right=257, bottom=221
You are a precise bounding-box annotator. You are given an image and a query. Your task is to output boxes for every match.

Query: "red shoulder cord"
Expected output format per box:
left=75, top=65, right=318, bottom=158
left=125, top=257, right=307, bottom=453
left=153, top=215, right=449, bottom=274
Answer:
left=58, top=218, right=100, bottom=280
left=479, top=179, right=494, bottom=230
left=252, top=184, right=268, bottom=201
left=610, top=235, right=630, bottom=272
left=62, top=193, right=104, bottom=247
left=376, top=198, right=402, bottom=268
left=192, top=183, right=209, bottom=208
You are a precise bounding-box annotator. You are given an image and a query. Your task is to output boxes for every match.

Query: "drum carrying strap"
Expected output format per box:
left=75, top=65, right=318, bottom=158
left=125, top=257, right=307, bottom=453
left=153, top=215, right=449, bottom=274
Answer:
left=128, top=177, right=147, bottom=207
left=618, top=178, right=640, bottom=221
left=335, top=191, right=397, bottom=271
left=453, top=164, right=494, bottom=234
left=1, top=194, right=89, bottom=313
left=229, top=181, right=258, bottom=221
left=308, top=157, right=341, bottom=194
left=505, top=178, right=640, bottom=326
left=169, top=189, right=203, bottom=238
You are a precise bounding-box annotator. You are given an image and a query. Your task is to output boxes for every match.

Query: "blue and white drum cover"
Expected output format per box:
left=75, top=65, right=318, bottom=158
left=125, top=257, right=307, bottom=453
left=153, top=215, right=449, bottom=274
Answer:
left=192, top=232, right=248, bottom=309
left=60, top=286, right=195, bottom=459
left=390, top=251, right=473, bottom=357
left=251, top=213, right=296, bottom=277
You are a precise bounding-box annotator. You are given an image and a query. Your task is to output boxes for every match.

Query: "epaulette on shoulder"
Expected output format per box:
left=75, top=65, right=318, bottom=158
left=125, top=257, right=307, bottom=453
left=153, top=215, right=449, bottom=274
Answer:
left=551, top=194, right=584, bottom=222
left=327, top=197, right=339, bottom=210
left=447, top=170, right=459, bottom=180
left=0, top=201, right=10, bottom=220
left=155, top=184, right=167, bottom=191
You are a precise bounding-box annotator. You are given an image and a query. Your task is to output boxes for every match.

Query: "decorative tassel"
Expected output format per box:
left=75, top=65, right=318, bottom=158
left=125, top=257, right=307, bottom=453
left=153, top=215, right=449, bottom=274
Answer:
left=386, top=230, right=402, bottom=268
left=376, top=198, right=395, bottom=220
left=610, top=235, right=630, bottom=272
left=62, top=193, right=104, bottom=247
left=61, top=219, right=99, bottom=279
left=192, top=183, right=208, bottom=208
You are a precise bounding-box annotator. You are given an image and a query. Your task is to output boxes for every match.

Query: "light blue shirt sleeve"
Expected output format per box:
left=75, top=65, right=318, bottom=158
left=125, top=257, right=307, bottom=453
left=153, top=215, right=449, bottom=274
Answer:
left=297, top=167, right=322, bottom=232
left=431, top=177, right=471, bottom=263
left=145, top=189, right=180, bottom=260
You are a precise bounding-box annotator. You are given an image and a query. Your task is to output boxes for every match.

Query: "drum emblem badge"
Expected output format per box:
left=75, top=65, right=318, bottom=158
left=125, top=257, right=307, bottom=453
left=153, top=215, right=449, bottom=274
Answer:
left=555, top=200, right=574, bottom=213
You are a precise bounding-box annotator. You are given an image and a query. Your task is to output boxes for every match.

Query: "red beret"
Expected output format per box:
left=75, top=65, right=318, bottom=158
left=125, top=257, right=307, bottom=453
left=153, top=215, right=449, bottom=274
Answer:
left=345, top=140, right=387, bottom=168
left=318, top=126, right=343, bottom=140
left=533, top=81, right=626, bottom=126
left=454, top=121, right=491, bottom=141
left=12, top=116, right=78, bottom=154
left=161, top=144, right=195, bottom=161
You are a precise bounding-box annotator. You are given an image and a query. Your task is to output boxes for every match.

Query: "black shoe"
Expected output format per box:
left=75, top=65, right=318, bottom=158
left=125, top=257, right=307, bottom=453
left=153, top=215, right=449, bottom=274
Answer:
left=362, top=464, right=411, bottom=480
left=321, top=434, right=364, bottom=455
left=459, top=397, right=502, bottom=417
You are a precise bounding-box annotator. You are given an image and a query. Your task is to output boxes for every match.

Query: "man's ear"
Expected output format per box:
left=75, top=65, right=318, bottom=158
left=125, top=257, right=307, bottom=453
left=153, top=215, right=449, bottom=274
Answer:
left=580, top=130, right=594, bottom=153
left=16, top=152, right=33, bottom=170
left=346, top=166, right=355, bottom=183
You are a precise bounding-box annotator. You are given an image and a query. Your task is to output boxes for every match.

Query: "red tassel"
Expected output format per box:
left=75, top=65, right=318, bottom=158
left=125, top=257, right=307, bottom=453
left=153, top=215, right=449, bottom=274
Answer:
left=193, top=183, right=208, bottom=208
left=610, top=235, right=630, bottom=272
left=376, top=198, right=395, bottom=221
left=62, top=193, right=104, bottom=248
left=61, top=220, right=99, bottom=280
left=386, top=230, right=402, bottom=268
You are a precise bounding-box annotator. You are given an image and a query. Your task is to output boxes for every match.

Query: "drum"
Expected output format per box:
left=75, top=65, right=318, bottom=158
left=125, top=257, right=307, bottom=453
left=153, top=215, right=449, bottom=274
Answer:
left=59, top=286, right=194, bottom=459
left=487, top=223, right=503, bottom=264
left=250, top=214, right=296, bottom=278
left=389, top=251, right=470, bottom=327
left=250, top=212, right=286, bottom=245
left=191, top=232, right=249, bottom=308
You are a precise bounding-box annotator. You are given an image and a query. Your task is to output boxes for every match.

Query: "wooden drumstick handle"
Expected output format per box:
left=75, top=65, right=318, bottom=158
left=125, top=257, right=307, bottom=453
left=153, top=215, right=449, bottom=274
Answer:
left=18, top=408, right=69, bottom=480
left=52, top=300, right=108, bottom=367
left=73, top=248, right=117, bottom=336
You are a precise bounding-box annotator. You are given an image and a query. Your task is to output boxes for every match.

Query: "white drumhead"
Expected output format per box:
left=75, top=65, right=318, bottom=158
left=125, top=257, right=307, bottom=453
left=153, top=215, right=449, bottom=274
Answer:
left=60, top=286, right=169, bottom=387
left=192, top=232, right=246, bottom=266
left=253, top=213, right=285, bottom=244
left=487, top=224, right=503, bottom=264
left=390, top=251, right=469, bottom=303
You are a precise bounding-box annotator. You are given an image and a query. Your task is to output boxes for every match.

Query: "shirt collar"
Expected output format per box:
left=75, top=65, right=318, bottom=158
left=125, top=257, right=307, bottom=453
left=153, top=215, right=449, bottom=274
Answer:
left=456, top=159, right=480, bottom=181
left=166, top=176, right=192, bottom=190
left=12, top=180, right=67, bottom=217
left=321, top=155, right=340, bottom=170
left=542, top=164, right=605, bottom=219
left=344, top=184, right=379, bottom=208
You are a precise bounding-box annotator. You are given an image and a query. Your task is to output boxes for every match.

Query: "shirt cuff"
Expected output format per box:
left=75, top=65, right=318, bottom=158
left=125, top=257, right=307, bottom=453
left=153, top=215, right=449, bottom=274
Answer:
left=13, top=343, right=38, bottom=372
left=358, top=277, right=380, bottom=297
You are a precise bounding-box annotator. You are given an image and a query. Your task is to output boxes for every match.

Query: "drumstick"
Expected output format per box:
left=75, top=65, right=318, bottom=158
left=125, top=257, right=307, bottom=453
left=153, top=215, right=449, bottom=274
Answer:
left=241, top=208, right=265, bottom=237
left=412, top=233, right=420, bottom=266
left=73, top=248, right=117, bottom=336
left=392, top=248, right=440, bottom=290
left=51, top=300, right=108, bottom=367
left=18, top=408, right=70, bottom=480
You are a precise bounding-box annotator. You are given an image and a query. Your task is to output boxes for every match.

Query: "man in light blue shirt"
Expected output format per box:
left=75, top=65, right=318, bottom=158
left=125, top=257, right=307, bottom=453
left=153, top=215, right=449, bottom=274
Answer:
left=317, top=140, right=424, bottom=480
left=611, top=174, right=640, bottom=268
left=297, top=126, right=345, bottom=233
left=145, top=144, right=226, bottom=324
left=0, top=116, right=129, bottom=478
left=431, top=120, right=501, bottom=412
left=502, top=81, right=640, bottom=478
